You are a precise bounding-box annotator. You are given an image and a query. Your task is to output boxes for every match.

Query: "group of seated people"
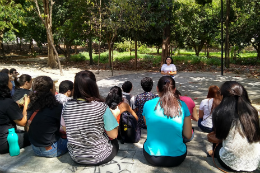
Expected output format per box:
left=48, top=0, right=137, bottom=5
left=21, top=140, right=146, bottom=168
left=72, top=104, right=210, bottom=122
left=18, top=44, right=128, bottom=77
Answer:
left=1, top=67, right=260, bottom=172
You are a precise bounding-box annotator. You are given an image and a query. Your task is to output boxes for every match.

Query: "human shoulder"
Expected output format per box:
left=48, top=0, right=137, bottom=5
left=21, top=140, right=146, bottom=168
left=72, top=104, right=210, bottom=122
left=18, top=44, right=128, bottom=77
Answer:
left=145, top=97, right=159, bottom=105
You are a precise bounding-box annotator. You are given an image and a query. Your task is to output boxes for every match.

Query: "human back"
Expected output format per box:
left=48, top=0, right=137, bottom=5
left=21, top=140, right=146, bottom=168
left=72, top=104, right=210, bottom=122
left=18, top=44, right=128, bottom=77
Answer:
left=62, top=70, right=119, bottom=165
left=27, top=76, right=67, bottom=157
left=212, top=81, right=260, bottom=172
left=142, top=76, right=191, bottom=167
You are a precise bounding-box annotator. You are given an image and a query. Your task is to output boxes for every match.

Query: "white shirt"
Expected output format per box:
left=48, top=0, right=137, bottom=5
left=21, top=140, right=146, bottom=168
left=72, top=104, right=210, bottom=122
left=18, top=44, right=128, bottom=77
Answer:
left=199, top=98, right=213, bottom=128
left=220, top=121, right=260, bottom=171
left=161, top=64, right=177, bottom=74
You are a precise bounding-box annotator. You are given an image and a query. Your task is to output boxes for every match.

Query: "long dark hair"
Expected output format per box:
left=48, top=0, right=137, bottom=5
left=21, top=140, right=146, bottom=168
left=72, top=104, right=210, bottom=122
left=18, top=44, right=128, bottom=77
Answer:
left=105, top=86, right=123, bottom=110
left=212, top=81, right=260, bottom=143
left=14, top=74, right=32, bottom=89
left=28, top=76, right=58, bottom=111
left=155, top=76, right=181, bottom=118
left=207, top=85, right=222, bottom=113
left=73, top=70, right=103, bottom=102
left=0, top=72, right=11, bottom=99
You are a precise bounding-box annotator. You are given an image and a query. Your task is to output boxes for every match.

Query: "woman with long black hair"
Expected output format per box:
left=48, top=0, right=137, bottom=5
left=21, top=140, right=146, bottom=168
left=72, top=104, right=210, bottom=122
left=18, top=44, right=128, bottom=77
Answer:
left=142, top=76, right=192, bottom=167
left=212, top=81, right=260, bottom=172
left=27, top=76, right=68, bottom=157
left=0, top=72, right=30, bottom=154
left=62, top=70, right=119, bottom=165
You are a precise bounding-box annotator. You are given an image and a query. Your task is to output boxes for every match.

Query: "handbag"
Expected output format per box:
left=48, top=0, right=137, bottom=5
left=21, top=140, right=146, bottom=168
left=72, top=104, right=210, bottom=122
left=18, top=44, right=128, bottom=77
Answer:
left=207, top=131, right=222, bottom=144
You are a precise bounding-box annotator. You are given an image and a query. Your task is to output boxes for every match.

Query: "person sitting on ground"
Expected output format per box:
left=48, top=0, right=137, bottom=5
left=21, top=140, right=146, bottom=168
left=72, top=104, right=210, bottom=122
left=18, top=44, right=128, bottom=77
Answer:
left=198, top=85, right=222, bottom=133
left=55, top=80, right=74, bottom=133
left=106, top=86, right=140, bottom=143
left=211, top=81, right=260, bottom=172
left=135, top=77, right=157, bottom=129
left=9, top=68, right=18, bottom=96
left=62, top=71, right=119, bottom=165
left=27, top=76, right=68, bottom=157
left=0, top=72, right=30, bottom=154
left=12, top=74, right=32, bottom=102
left=142, top=76, right=192, bottom=167
left=175, top=90, right=198, bottom=121
left=160, top=57, right=177, bottom=79
left=175, top=90, right=197, bottom=143
left=106, top=86, right=138, bottom=124
left=1, top=68, right=9, bottom=74
left=122, top=81, right=136, bottom=110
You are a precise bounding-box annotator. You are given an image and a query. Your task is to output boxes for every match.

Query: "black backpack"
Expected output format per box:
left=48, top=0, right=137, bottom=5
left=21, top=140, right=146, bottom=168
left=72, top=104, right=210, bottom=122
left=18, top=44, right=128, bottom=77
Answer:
left=118, top=111, right=139, bottom=144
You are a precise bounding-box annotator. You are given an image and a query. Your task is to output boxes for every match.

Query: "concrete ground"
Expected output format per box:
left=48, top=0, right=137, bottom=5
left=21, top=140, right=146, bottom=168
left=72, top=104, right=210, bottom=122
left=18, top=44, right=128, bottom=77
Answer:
left=1, top=70, right=260, bottom=173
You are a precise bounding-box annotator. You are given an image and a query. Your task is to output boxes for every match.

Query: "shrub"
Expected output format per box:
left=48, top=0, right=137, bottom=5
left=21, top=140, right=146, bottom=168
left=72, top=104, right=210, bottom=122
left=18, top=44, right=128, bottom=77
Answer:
left=206, top=57, right=221, bottom=66
left=138, top=44, right=149, bottom=54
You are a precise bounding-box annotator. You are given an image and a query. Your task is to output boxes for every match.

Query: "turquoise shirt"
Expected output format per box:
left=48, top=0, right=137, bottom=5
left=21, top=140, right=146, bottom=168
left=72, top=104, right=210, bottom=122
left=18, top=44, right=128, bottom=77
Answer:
left=143, top=97, right=190, bottom=157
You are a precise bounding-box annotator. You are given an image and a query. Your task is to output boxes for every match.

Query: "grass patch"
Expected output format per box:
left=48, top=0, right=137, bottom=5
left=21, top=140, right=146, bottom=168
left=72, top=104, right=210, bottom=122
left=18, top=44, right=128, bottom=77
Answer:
left=70, top=50, right=259, bottom=66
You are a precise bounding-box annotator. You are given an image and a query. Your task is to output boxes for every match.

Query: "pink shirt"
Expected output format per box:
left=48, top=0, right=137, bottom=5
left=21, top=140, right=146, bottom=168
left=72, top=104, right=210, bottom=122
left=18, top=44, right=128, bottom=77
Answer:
left=180, top=96, right=195, bottom=118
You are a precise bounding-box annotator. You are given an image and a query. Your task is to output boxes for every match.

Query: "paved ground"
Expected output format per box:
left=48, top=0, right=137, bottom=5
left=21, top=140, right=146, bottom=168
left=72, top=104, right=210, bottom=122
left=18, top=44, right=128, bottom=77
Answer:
left=1, top=71, right=260, bottom=173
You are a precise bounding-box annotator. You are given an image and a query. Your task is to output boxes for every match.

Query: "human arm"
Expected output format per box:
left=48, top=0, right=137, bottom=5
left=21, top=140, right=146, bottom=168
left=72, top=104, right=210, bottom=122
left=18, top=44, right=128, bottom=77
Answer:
left=106, top=127, right=118, bottom=139
left=183, top=116, right=192, bottom=139
left=13, top=95, right=30, bottom=127
left=192, top=106, right=199, bottom=121
left=103, top=107, right=119, bottom=139
left=199, top=110, right=204, bottom=119
left=118, top=102, right=138, bottom=121
left=143, top=116, right=146, bottom=126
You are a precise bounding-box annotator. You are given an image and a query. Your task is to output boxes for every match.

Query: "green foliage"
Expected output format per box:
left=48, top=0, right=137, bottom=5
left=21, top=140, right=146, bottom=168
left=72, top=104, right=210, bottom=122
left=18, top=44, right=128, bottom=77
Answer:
left=138, top=44, right=149, bottom=54
left=3, top=31, right=16, bottom=43
left=114, top=41, right=130, bottom=52
left=206, top=57, right=221, bottom=66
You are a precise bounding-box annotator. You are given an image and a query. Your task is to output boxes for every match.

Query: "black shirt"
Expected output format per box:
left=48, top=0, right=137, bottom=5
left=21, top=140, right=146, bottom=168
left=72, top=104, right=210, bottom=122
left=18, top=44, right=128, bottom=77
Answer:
left=27, top=104, right=63, bottom=147
left=12, top=88, right=31, bottom=102
left=0, top=98, right=23, bottom=146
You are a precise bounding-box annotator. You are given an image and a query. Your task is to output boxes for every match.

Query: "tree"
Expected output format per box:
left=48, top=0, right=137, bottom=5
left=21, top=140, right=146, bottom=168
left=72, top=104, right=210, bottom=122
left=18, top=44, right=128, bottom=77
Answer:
left=0, top=0, right=24, bottom=57
left=33, top=0, right=63, bottom=75
left=173, top=0, right=220, bottom=56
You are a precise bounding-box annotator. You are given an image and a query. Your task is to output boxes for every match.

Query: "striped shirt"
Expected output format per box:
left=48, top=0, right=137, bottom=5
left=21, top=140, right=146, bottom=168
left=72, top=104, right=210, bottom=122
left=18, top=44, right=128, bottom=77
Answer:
left=62, top=100, right=118, bottom=164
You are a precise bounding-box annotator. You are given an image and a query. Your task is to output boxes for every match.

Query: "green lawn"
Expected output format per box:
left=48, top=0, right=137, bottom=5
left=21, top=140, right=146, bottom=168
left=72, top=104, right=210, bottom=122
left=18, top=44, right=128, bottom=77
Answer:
left=70, top=50, right=259, bottom=66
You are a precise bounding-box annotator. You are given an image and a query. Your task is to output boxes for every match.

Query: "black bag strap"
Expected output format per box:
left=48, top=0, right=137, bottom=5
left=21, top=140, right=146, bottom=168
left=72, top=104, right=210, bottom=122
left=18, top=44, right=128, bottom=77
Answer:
left=118, top=113, right=125, bottom=144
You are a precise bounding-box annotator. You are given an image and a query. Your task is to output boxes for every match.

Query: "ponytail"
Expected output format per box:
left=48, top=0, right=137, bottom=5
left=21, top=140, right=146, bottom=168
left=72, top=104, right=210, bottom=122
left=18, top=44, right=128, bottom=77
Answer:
left=14, top=74, right=32, bottom=89
left=105, top=86, right=123, bottom=110
left=156, top=76, right=182, bottom=118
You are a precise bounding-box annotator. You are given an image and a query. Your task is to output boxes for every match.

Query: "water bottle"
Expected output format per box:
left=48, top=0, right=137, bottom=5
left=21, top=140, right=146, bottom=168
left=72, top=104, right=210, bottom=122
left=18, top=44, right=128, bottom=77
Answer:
left=7, top=128, right=20, bottom=156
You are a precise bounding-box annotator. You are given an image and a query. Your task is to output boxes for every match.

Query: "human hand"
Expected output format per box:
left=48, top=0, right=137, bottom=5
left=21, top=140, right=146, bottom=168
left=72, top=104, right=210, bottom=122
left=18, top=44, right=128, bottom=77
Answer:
left=24, top=94, right=30, bottom=106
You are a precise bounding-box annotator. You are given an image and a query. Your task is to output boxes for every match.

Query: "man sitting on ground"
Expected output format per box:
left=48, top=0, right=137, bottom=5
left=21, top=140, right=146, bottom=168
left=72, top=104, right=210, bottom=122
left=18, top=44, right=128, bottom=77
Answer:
left=55, top=80, right=74, bottom=133
left=122, top=81, right=136, bottom=110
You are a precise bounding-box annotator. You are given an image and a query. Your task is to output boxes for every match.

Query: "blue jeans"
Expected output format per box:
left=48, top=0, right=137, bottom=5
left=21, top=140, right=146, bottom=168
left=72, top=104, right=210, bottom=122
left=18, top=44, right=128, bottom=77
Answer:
left=32, top=138, right=68, bottom=157
left=198, top=118, right=213, bottom=133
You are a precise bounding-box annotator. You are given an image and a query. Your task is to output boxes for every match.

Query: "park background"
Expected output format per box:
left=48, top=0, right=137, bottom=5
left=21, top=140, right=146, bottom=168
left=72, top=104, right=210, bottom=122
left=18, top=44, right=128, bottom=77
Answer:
left=0, top=0, right=260, bottom=77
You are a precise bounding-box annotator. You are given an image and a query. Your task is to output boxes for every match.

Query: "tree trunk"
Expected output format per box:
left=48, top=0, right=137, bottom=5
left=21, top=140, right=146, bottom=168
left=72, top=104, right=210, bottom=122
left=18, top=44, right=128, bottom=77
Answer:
left=130, top=40, right=131, bottom=56
left=225, top=0, right=230, bottom=68
left=207, top=45, right=209, bottom=58
left=65, top=43, right=71, bottom=61
left=111, top=43, right=114, bottom=76
left=19, top=38, right=22, bottom=52
left=29, top=39, right=34, bottom=53
left=135, top=39, right=137, bottom=70
left=108, top=40, right=112, bottom=67
left=74, top=45, right=77, bottom=54
left=161, top=25, right=170, bottom=65
left=157, top=46, right=159, bottom=54
left=43, top=0, right=58, bottom=68
left=0, top=30, right=4, bottom=57
left=89, top=38, right=93, bottom=65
